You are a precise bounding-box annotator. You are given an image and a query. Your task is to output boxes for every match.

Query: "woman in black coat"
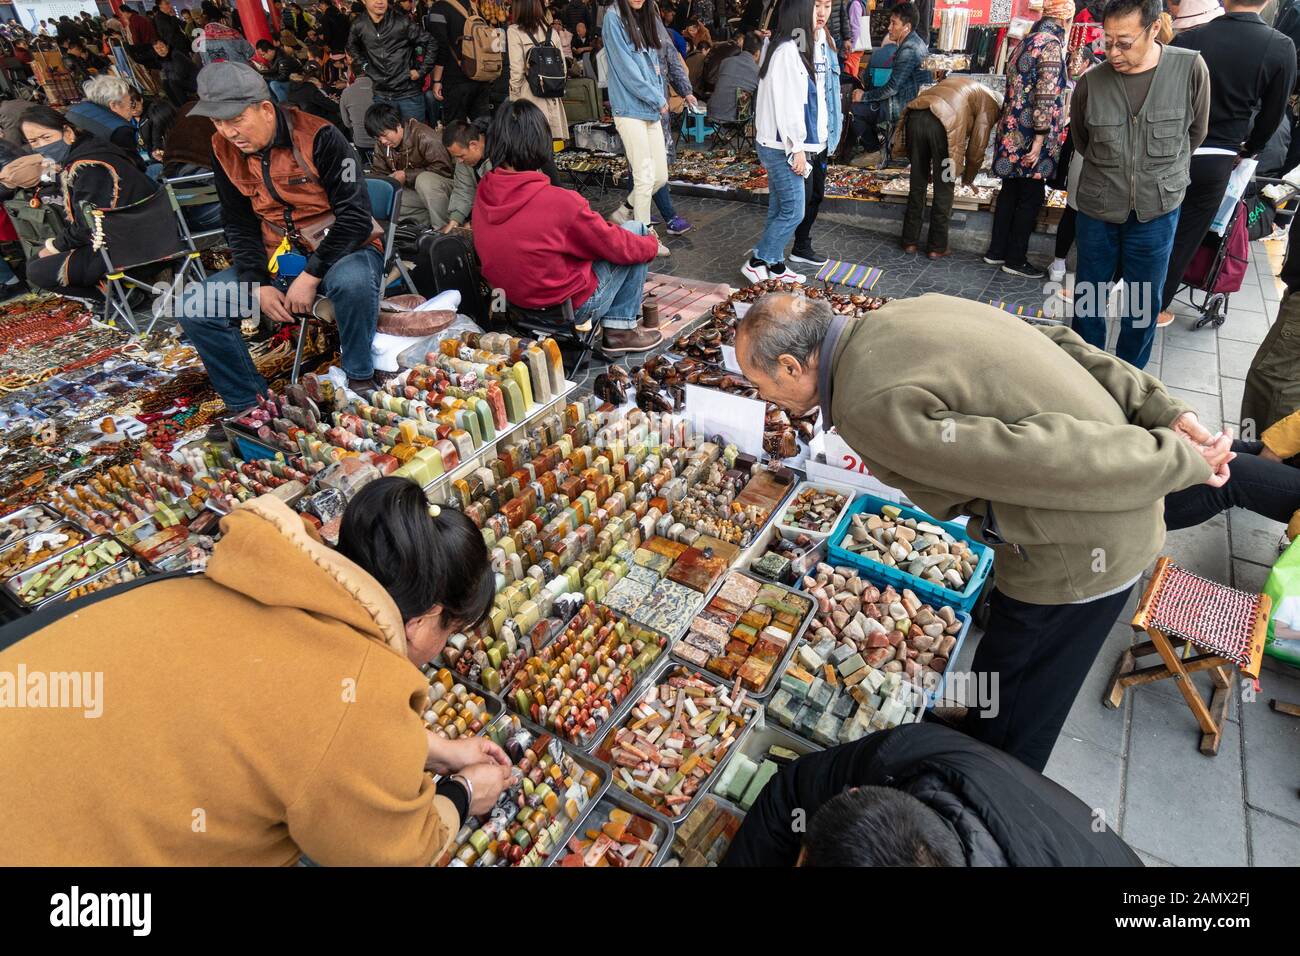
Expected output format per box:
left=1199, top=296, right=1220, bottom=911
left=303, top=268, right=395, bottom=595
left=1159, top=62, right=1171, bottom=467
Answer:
left=19, top=105, right=159, bottom=299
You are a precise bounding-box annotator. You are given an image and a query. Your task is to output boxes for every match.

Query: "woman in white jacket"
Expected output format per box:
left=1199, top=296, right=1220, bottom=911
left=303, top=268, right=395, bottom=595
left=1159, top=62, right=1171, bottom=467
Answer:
left=745, top=0, right=843, bottom=284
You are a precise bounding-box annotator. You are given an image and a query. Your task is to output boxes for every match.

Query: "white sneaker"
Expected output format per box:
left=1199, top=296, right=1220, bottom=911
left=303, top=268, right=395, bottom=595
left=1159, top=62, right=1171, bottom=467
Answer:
left=655, top=240, right=670, bottom=257
left=609, top=203, right=632, bottom=225
left=1048, top=259, right=1066, bottom=284
left=741, top=259, right=769, bottom=284
left=768, top=263, right=806, bottom=283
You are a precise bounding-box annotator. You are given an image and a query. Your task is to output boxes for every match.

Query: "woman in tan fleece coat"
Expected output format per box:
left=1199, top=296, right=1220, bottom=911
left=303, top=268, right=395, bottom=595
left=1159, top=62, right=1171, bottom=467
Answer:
left=0, top=477, right=511, bottom=866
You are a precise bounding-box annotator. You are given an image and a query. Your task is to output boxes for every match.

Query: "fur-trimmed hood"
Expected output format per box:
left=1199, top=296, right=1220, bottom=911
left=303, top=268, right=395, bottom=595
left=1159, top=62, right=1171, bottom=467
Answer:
left=207, top=494, right=408, bottom=657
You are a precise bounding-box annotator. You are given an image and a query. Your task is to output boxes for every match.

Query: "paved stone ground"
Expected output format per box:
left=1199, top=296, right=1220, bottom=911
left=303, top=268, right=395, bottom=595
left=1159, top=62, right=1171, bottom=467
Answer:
left=589, top=190, right=1300, bottom=865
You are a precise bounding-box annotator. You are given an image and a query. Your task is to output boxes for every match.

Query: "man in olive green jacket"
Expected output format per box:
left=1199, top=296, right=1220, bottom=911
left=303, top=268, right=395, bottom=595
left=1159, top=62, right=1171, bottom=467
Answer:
left=737, top=292, right=1233, bottom=771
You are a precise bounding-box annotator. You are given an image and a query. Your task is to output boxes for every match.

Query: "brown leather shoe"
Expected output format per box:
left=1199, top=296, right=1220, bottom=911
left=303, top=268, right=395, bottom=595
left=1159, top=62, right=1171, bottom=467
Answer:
left=926, top=249, right=950, bottom=259
left=602, top=326, right=664, bottom=354
left=900, top=242, right=919, bottom=254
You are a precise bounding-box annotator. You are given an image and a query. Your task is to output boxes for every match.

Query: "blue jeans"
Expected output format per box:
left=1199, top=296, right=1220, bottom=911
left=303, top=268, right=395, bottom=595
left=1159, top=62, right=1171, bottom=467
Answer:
left=652, top=184, right=677, bottom=222
left=268, top=80, right=289, bottom=102
left=1071, top=208, right=1180, bottom=370
left=374, top=91, right=427, bottom=124
left=178, top=246, right=384, bottom=409
left=755, top=143, right=806, bottom=265
left=573, top=221, right=650, bottom=331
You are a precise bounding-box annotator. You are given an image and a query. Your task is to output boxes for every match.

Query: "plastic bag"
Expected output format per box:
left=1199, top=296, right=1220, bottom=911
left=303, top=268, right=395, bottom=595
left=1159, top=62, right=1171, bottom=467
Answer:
left=1262, top=538, right=1300, bottom=667
left=1210, top=158, right=1257, bottom=236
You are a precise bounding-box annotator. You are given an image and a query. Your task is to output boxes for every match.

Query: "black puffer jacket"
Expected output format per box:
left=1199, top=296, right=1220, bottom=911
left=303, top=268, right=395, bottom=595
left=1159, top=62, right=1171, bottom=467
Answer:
left=346, top=8, right=438, bottom=98
left=721, top=723, right=1143, bottom=867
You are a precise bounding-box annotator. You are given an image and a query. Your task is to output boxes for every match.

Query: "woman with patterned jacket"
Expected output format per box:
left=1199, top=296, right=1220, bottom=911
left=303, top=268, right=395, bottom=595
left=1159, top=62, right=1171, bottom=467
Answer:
left=19, top=105, right=158, bottom=299
left=983, top=0, right=1072, bottom=279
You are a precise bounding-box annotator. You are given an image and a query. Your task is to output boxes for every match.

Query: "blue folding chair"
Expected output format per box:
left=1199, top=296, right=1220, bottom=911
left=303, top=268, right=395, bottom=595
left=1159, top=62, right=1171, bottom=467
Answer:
left=365, top=173, right=418, bottom=296
left=289, top=173, right=420, bottom=383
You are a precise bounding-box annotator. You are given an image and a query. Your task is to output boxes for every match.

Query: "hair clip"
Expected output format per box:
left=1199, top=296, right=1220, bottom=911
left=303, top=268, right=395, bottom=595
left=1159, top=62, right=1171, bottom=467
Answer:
left=427, top=503, right=440, bottom=519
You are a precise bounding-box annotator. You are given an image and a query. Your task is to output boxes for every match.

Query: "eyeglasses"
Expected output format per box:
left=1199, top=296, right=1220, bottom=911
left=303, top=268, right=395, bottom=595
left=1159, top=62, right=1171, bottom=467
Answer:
left=1102, top=23, right=1155, bottom=52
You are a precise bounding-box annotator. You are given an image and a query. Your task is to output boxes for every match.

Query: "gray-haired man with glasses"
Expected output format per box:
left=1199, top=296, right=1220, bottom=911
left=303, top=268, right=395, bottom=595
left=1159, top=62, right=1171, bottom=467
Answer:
left=1068, top=0, right=1209, bottom=370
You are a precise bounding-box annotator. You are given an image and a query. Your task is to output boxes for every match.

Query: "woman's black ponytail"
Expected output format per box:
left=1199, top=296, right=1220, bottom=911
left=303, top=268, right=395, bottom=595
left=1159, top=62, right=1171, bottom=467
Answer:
left=337, top=476, right=495, bottom=630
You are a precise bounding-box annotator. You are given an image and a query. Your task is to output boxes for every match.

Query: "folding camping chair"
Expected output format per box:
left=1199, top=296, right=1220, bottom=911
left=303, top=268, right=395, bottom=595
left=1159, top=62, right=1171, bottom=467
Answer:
left=710, top=88, right=755, bottom=154
left=506, top=295, right=605, bottom=382
left=364, top=173, right=418, bottom=296
left=289, top=174, right=417, bottom=384
left=84, top=184, right=205, bottom=336
left=165, top=171, right=225, bottom=249
left=1105, top=557, right=1271, bottom=756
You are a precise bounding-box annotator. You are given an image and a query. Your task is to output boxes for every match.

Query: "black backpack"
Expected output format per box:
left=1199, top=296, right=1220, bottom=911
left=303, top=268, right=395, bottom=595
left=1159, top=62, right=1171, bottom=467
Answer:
left=525, top=26, right=567, bottom=99
left=413, top=231, right=490, bottom=324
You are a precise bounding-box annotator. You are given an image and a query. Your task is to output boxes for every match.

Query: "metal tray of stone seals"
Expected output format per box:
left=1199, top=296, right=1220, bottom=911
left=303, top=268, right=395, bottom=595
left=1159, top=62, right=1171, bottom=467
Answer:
left=500, top=604, right=674, bottom=756
left=25, top=556, right=152, bottom=610
left=660, top=793, right=749, bottom=867
left=3, top=534, right=145, bottom=608
left=775, top=479, right=857, bottom=542
left=593, top=656, right=759, bottom=825
left=418, top=672, right=505, bottom=739
left=545, top=784, right=675, bottom=867
left=670, top=568, right=816, bottom=701
left=441, top=710, right=612, bottom=867
left=0, top=503, right=67, bottom=549
left=706, top=723, right=822, bottom=812
left=0, top=519, right=92, bottom=586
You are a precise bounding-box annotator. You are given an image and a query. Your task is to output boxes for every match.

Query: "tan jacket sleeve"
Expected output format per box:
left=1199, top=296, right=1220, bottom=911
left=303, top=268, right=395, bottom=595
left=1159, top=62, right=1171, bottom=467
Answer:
left=844, top=383, right=1213, bottom=513
left=508, top=27, right=526, bottom=100
left=1262, top=408, right=1300, bottom=459
left=285, top=645, right=459, bottom=866
left=1036, top=324, right=1194, bottom=431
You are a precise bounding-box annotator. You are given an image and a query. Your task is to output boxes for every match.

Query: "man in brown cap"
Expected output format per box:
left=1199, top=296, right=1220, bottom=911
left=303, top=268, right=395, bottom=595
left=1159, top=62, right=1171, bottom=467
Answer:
left=180, top=61, right=385, bottom=436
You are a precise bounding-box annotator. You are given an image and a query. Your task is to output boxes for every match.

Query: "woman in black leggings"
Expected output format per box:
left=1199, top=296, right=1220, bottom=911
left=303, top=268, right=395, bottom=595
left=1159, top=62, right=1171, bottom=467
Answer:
left=1165, top=440, right=1300, bottom=535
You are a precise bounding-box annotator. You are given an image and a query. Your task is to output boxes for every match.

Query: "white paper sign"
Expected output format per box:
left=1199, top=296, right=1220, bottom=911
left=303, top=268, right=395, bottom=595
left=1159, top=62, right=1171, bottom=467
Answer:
left=809, top=429, right=912, bottom=503
left=720, top=344, right=741, bottom=373
left=683, top=383, right=767, bottom=459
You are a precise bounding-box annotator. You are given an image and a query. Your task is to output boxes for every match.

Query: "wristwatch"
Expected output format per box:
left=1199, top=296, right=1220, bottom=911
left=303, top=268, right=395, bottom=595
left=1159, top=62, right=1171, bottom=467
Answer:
left=449, top=772, right=474, bottom=808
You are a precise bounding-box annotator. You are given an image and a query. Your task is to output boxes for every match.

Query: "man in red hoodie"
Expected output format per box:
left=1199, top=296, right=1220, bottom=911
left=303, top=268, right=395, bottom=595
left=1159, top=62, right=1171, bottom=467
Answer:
left=472, top=100, right=663, bottom=354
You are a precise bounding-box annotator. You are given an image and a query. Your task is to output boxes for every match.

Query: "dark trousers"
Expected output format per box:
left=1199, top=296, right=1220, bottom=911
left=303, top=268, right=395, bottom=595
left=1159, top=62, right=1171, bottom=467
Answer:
left=901, top=109, right=953, bottom=253
left=440, top=79, right=491, bottom=124
left=1243, top=290, right=1300, bottom=434
left=850, top=99, right=887, bottom=153
left=26, top=245, right=108, bottom=299
left=1159, top=153, right=1237, bottom=312
left=986, top=176, right=1046, bottom=269
left=1165, top=440, right=1300, bottom=527
left=793, top=149, right=828, bottom=248
left=958, top=584, right=1135, bottom=773
left=1054, top=205, right=1077, bottom=260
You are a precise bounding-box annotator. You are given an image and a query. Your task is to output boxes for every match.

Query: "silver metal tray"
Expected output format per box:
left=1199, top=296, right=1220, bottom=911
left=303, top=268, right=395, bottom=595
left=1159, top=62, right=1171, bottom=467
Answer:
left=659, top=793, right=748, bottom=867
left=544, top=785, right=673, bottom=868
left=0, top=503, right=67, bottom=550
left=0, top=527, right=113, bottom=597
left=592, top=657, right=759, bottom=824
left=670, top=568, right=817, bottom=701
left=28, top=556, right=151, bottom=610
left=438, top=710, right=611, bottom=867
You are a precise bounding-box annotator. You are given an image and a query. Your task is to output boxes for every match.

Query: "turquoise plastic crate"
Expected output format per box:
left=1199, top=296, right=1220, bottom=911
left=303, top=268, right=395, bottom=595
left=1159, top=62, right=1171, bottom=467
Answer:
left=826, top=493, right=993, bottom=614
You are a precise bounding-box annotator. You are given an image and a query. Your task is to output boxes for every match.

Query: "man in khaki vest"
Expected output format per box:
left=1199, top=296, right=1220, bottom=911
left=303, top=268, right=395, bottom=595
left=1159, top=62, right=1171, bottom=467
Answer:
left=1069, top=0, right=1209, bottom=370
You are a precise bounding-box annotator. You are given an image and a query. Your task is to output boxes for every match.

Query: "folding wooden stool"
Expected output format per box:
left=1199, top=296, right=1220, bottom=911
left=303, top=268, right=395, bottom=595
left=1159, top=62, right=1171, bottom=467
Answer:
left=1105, top=557, right=1271, bottom=756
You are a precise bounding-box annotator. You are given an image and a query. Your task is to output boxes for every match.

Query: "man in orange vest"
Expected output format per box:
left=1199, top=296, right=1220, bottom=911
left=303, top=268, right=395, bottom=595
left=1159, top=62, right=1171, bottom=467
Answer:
left=182, top=62, right=385, bottom=430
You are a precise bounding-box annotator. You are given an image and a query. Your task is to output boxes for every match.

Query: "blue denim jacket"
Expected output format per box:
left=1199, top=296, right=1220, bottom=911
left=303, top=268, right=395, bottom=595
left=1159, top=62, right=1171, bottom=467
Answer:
left=822, top=36, right=844, bottom=157
left=603, top=8, right=667, bottom=121
left=864, top=29, right=929, bottom=123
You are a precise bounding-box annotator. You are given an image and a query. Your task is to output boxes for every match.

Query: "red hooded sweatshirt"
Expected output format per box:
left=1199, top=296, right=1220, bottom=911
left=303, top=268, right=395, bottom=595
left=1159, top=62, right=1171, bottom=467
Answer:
left=472, top=169, right=659, bottom=310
